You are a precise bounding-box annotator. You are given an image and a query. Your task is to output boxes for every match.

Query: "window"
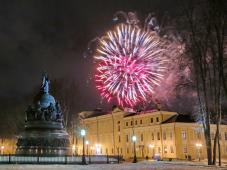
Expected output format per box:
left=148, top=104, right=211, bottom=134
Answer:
left=141, top=133, right=143, bottom=142
left=197, top=131, right=201, bottom=139
left=126, top=122, right=128, bottom=126
left=164, top=146, right=167, bottom=153
left=183, top=146, right=187, bottom=153
left=131, top=121, right=133, bottom=126
left=170, top=146, right=174, bottom=153
left=112, top=148, right=114, bottom=154
left=182, top=131, right=187, bottom=140
left=170, top=132, right=173, bottom=140
left=126, top=135, right=129, bottom=142
left=156, top=117, right=159, bottom=122
left=118, top=136, right=121, bottom=143
left=118, top=125, right=120, bottom=132
left=150, top=118, right=153, bottom=123
left=219, top=133, right=222, bottom=140
left=211, top=132, right=215, bottom=140
left=120, top=148, right=123, bottom=154
left=135, top=120, right=137, bottom=125
left=163, top=131, right=166, bottom=140
left=127, top=148, right=129, bottom=154
left=140, top=119, right=143, bottom=124
left=157, top=132, right=160, bottom=140
left=158, top=147, right=161, bottom=153
left=118, top=121, right=120, bottom=124
left=225, top=132, right=227, bottom=140
left=151, top=133, right=154, bottom=140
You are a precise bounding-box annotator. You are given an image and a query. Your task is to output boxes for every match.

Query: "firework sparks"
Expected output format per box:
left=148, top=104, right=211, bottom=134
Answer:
left=94, top=24, right=168, bottom=107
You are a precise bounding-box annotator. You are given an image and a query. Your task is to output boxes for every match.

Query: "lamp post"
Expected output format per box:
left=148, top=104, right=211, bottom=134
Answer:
left=85, top=140, right=89, bottom=155
left=149, top=144, right=154, bottom=159
left=196, top=143, right=202, bottom=161
left=81, top=129, right=86, bottom=164
left=132, top=135, right=137, bottom=163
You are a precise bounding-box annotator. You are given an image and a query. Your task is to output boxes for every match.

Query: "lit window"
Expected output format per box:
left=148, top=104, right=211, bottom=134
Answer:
left=157, top=132, right=160, bottom=140
left=219, top=133, right=222, bottom=140
left=197, top=131, right=201, bottom=139
left=163, top=131, right=166, bottom=140
left=156, top=117, right=159, bottom=122
left=150, top=118, right=153, bottom=123
left=211, top=132, right=215, bottom=140
left=225, top=132, right=227, bottom=141
left=170, top=132, right=173, bottom=140
left=170, top=146, right=174, bottom=153
left=151, top=133, right=154, bottom=140
left=182, top=131, right=186, bottom=140
left=164, top=146, right=167, bottom=153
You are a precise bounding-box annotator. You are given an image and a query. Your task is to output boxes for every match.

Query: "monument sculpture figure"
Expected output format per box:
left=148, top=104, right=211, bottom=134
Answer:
left=16, top=74, right=70, bottom=155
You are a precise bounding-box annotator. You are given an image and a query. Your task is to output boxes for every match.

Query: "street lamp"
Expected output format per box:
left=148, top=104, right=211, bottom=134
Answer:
left=85, top=140, right=89, bottom=155
left=149, top=144, right=154, bottom=159
left=196, top=143, right=202, bottom=161
left=80, top=129, right=86, bottom=164
left=132, top=135, right=137, bottom=163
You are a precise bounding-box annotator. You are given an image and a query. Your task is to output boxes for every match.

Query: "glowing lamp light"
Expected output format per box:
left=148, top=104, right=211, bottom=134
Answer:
left=85, top=140, right=89, bottom=145
left=1, top=146, right=4, bottom=150
left=80, top=129, right=86, bottom=136
left=132, top=135, right=137, bottom=142
left=149, top=144, right=154, bottom=148
left=95, top=144, right=101, bottom=154
left=196, top=143, right=202, bottom=147
left=72, top=145, right=76, bottom=151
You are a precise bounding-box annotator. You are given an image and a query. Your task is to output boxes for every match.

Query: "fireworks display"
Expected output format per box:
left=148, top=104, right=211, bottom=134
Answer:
left=94, top=24, right=168, bottom=107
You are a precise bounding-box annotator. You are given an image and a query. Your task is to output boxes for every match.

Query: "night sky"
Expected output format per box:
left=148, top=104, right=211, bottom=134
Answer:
left=0, top=0, right=187, bottom=135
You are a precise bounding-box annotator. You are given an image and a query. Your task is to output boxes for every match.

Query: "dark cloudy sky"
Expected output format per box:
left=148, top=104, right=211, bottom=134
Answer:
left=0, top=0, right=179, bottom=112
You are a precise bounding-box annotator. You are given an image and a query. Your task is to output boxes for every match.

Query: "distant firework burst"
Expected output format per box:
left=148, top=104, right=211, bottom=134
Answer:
left=94, top=24, right=168, bottom=107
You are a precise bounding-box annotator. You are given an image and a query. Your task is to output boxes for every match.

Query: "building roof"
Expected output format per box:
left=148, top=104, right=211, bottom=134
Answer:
left=79, top=108, right=109, bottom=119
left=162, top=114, right=195, bottom=124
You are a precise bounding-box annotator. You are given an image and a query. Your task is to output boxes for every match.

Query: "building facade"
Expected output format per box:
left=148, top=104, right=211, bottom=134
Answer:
left=77, top=107, right=227, bottom=160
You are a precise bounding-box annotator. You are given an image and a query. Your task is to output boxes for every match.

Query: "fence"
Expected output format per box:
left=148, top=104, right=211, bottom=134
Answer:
left=0, top=154, right=122, bottom=164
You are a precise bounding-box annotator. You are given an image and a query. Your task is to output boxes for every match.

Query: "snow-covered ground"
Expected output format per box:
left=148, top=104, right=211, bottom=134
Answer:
left=0, top=161, right=224, bottom=170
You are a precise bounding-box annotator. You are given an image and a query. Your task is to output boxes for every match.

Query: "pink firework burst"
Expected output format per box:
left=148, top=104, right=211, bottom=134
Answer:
left=94, top=24, right=168, bottom=107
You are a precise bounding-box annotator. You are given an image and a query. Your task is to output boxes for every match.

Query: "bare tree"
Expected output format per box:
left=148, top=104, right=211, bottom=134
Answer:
left=179, top=0, right=227, bottom=165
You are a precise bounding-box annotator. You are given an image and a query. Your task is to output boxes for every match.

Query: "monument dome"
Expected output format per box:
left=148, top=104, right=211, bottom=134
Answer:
left=38, top=93, right=56, bottom=108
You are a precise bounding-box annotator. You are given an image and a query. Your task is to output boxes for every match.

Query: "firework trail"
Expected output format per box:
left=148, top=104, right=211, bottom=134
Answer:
left=94, top=24, right=169, bottom=107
